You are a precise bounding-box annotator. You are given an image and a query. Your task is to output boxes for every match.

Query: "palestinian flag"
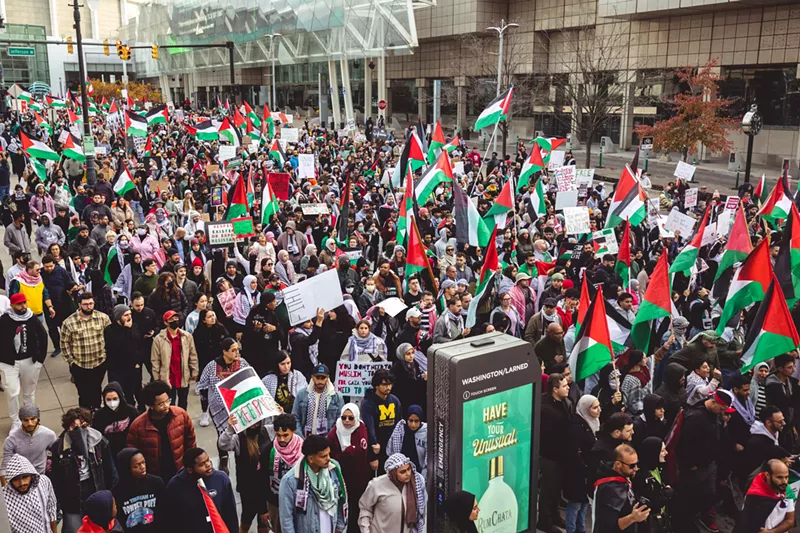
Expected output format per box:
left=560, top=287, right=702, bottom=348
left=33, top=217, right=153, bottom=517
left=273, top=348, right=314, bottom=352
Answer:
left=261, top=174, right=280, bottom=225
left=716, top=238, right=773, bottom=334
left=145, top=103, right=169, bottom=125
left=631, top=252, right=672, bottom=350
left=758, top=177, right=793, bottom=224
left=224, top=173, right=250, bottom=220
left=62, top=134, right=85, bottom=163
left=232, top=105, right=246, bottom=131
left=245, top=118, right=263, bottom=145
left=427, top=121, right=446, bottom=164
left=669, top=205, right=710, bottom=275
left=605, top=302, right=633, bottom=353
left=262, top=104, right=275, bottom=139
left=125, top=111, right=148, bottom=137
left=518, top=144, right=545, bottom=192
left=87, top=101, right=99, bottom=116
left=453, top=176, right=490, bottom=247
left=20, top=132, right=60, bottom=161
left=143, top=136, right=153, bottom=157
left=112, top=162, right=136, bottom=198
left=336, top=174, right=351, bottom=241
left=466, top=225, right=499, bottom=328
left=444, top=134, right=460, bottom=154
left=218, top=117, right=241, bottom=147
left=616, top=219, right=632, bottom=288
left=198, top=478, right=231, bottom=533
left=775, top=203, right=800, bottom=306
left=15, top=87, right=31, bottom=103
left=217, top=366, right=265, bottom=413
left=485, top=178, right=514, bottom=229
left=29, top=100, right=43, bottom=112
left=68, top=108, right=82, bottom=126
left=534, top=260, right=557, bottom=305
left=569, top=285, right=614, bottom=381
left=188, top=120, right=219, bottom=141
left=406, top=215, right=437, bottom=288
left=392, top=132, right=426, bottom=188
left=31, top=158, right=48, bottom=182
left=126, top=94, right=135, bottom=110
left=34, top=111, right=51, bottom=136
left=268, top=139, right=287, bottom=167
left=575, top=275, right=592, bottom=333
left=415, top=149, right=454, bottom=205
left=535, top=136, right=568, bottom=154
left=244, top=100, right=261, bottom=127
left=714, top=202, right=752, bottom=283
left=103, top=246, right=121, bottom=286
left=474, top=86, right=513, bottom=131
left=529, top=177, right=547, bottom=220
left=740, top=277, right=800, bottom=373
left=605, top=165, right=646, bottom=229
left=101, top=96, right=109, bottom=110
left=754, top=175, right=767, bottom=205
left=397, top=164, right=414, bottom=245
left=46, top=95, right=66, bottom=108
left=108, top=100, right=119, bottom=115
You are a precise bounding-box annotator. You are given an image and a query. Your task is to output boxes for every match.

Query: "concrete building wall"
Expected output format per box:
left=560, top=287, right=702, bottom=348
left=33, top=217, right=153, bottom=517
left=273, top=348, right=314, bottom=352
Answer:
left=5, top=0, right=52, bottom=34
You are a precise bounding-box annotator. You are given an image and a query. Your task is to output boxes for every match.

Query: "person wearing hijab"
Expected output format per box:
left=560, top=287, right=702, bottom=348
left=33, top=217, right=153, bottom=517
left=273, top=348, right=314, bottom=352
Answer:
left=327, top=403, right=371, bottom=533
left=112, top=448, right=166, bottom=533
left=443, top=490, right=479, bottom=533
left=750, top=361, right=770, bottom=419
left=274, top=250, right=296, bottom=286
left=391, top=343, right=427, bottom=416
left=319, top=306, right=356, bottom=371
left=632, top=437, right=673, bottom=533
left=92, top=383, right=141, bottom=460
left=262, top=350, right=308, bottom=414
left=341, top=319, right=388, bottom=362
left=386, top=405, right=427, bottom=480
left=358, top=453, right=427, bottom=533
left=564, top=395, right=600, bottom=533
left=620, top=350, right=652, bottom=416
left=232, top=274, right=260, bottom=331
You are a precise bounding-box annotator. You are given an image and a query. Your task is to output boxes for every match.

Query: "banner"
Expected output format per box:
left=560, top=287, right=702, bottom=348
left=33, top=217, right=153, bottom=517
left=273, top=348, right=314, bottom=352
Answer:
left=215, top=367, right=281, bottom=433
left=298, top=154, right=316, bottom=180
left=267, top=172, right=291, bottom=200
left=335, top=361, right=392, bottom=397
left=206, top=220, right=236, bottom=247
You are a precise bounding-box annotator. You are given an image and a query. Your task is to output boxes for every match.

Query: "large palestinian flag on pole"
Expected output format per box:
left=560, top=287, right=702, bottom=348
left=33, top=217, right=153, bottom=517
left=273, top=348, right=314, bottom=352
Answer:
left=215, top=366, right=280, bottom=432
left=145, top=103, right=169, bottom=125
left=415, top=148, right=454, bottom=205
left=112, top=161, right=136, bottom=198
left=20, top=132, right=60, bottom=161
left=569, top=285, right=614, bottom=381
left=397, top=164, right=414, bottom=246
left=125, top=111, right=148, bottom=137
left=631, top=252, right=672, bottom=351
left=775, top=203, right=800, bottom=306
left=62, top=134, right=86, bottom=163
left=740, top=276, right=800, bottom=373
left=466, top=225, right=499, bottom=329
left=474, top=86, right=513, bottom=131
left=517, top=144, right=545, bottom=192
left=187, top=120, right=219, bottom=141
left=615, top=219, right=632, bottom=289
left=224, top=174, right=249, bottom=220
left=427, top=121, right=446, bottom=165
left=714, top=202, right=752, bottom=283
left=605, top=166, right=646, bottom=229
left=758, top=177, right=793, bottom=224
left=669, top=205, right=710, bottom=275
left=453, top=176, right=491, bottom=247
left=716, top=238, right=773, bottom=334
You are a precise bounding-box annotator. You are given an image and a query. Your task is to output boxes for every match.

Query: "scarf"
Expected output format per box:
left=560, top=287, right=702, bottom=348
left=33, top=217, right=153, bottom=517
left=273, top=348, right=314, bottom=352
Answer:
left=348, top=332, right=378, bottom=361
left=290, top=327, right=319, bottom=366
left=305, top=381, right=332, bottom=436
left=305, top=462, right=338, bottom=517
left=443, top=309, right=464, bottom=339
left=216, top=288, right=236, bottom=317
left=215, top=357, right=241, bottom=380
left=275, top=260, right=294, bottom=286
left=3, top=456, right=52, bottom=533
left=732, top=393, right=756, bottom=426
left=7, top=307, right=34, bottom=322
left=240, top=275, right=260, bottom=318
left=385, top=453, right=425, bottom=532
left=751, top=362, right=769, bottom=410
left=335, top=403, right=361, bottom=449
left=628, top=366, right=651, bottom=387
left=271, top=433, right=304, bottom=493
left=16, top=269, right=42, bottom=287
left=576, top=394, right=600, bottom=434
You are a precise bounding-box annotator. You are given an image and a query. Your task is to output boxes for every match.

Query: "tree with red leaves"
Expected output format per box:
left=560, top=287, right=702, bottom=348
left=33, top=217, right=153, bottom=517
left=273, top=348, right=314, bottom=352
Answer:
left=634, top=60, right=740, bottom=162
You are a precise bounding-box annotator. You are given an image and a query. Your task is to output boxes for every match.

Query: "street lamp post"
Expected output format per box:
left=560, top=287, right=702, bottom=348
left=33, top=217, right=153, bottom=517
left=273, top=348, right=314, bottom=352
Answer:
left=267, top=34, right=280, bottom=110
left=486, top=19, right=518, bottom=154
left=70, top=0, right=95, bottom=186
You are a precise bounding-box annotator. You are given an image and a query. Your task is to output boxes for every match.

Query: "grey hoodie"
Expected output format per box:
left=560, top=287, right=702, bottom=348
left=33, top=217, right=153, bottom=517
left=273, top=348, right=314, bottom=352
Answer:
left=1, top=424, right=58, bottom=477
left=749, top=420, right=779, bottom=445
left=2, top=454, right=58, bottom=533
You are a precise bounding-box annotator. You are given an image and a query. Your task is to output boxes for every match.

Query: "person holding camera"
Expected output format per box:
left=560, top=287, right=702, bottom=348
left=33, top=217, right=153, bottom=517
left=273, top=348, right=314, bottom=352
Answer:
left=592, top=444, right=650, bottom=533
left=632, top=437, right=674, bottom=533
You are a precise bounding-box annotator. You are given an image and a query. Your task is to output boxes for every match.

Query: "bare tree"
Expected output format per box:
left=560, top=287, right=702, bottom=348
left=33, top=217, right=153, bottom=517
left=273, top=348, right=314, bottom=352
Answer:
left=537, top=24, right=638, bottom=167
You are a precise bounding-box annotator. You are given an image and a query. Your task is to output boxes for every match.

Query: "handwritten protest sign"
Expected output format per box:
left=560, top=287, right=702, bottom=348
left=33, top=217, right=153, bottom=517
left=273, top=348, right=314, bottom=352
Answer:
left=298, top=154, right=315, bottom=180
left=665, top=208, right=697, bottom=236
left=547, top=151, right=565, bottom=171
left=282, top=269, right=344, bottom=325
left=685, top=188, right=698, bottom=208
left=282, top=128, right=299, bottom=143
left=674, top=161, right=696, bottom=181
left=267, top=172, right=291, bottom=200
left=335, top=361, right=393, bottom=397
left=219, top=145, right=236, bottom=161
left=563, top=207, right=590, bottom=235
left=554, top=166, right=576, bottom=192
left=575, top=169, right=595, bottom=187
left=215, top=367, right=281, bottom=433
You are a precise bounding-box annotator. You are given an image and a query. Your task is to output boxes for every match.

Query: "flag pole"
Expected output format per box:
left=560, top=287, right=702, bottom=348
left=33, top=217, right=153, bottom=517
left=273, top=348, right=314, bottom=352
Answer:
left=471, top=121, right=501, bottom=196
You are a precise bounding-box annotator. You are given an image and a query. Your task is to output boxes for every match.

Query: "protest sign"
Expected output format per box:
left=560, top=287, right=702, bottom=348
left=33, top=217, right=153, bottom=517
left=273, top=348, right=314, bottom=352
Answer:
left=282, top=269, right=345, bottom=325
left=231, top=216, right=255, bottom=238
left=219, top=145, right=236, bottom=161
left=215, top=367, right=281, bottom=433
left=298, top=154, right=315, bottom=180
left=592, top=228, right=619, bottom=255
left=94, top=146, right=107, bottom=155
left=300, top=203, right=330, bottom=215
left=555, top=190, right=579, bottom=210
left=267, top=172, right=290, bottom=200
left=205, top=164, right=220, bottom=177
left=70, top=125, right=82, bottom=139
left=58, top=130, right=70, bottom=144
left=674, top=161, right=696, bottom=181
left=211, top=186, right=224, bottom=206
left=547, top=151, right=566, bottom=170
left=249, top=141, right=259, bottom=154
left=554, top=166, right=576, bottom=192
left=282, top=128, right=299, bottom=143
left=377, top=297, right=408, bottom=317
left=716, top=210, right=733, bottom=235
left=685, top=188, right=698, bottom=208
left=453, top=161, right=465, bottom=175
left=148, top=179, right=171, bottom=194
left=725, top=196, right=740, bottom=211
left=206, top=220, right=236, bottom=247
left=335, top=361, right=393, bottom=397
left=665, top=208, right=697, bottom=236
left=575, top=169, right=595, bottom=187
left=701, top=221, right=717, bottom=247
left=563, top=207, right=591, bottom=235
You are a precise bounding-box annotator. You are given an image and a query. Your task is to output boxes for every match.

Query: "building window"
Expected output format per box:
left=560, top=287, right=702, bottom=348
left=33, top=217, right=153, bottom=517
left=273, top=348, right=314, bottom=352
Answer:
left=720, top=65, right=800, bottom=128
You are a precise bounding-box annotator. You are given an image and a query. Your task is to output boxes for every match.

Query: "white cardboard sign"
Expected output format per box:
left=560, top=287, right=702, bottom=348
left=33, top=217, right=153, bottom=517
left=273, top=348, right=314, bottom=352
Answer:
left=563, top=206, right=591, bottom=235
left=547, top=151, right=566, bottom=171
left=218, top=145, right=236, bottom=161
left=282, top=269, right=344, bottom=326
left=297, top=153, right=315, bottom=180
left=674, top=161, right=696, bottom=181
left=555, top=190, right=579, bottom=210
left=281, top=128, right=299, bottom=143
left=685, top=188, right=698, bottom=208
left=554, top=166, right=576, bottom=192
left=664, top=208, right=697, bottom=236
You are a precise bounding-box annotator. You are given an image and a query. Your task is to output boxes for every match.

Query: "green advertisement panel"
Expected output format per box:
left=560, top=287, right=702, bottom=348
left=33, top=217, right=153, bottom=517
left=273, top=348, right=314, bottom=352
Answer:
left=462, top=384, right=533, bottom=533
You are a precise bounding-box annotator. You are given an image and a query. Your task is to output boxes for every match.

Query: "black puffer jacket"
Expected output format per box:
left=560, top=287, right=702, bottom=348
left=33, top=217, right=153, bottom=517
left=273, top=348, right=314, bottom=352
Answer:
left=654, top=362, right=687, bottom=427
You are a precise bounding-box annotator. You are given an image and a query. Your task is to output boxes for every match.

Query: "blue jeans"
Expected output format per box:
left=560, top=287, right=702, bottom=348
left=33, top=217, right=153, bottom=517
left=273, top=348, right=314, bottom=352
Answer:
left=0, top=185, right=8, bottom=201
left=131, top=200, right=144, bottom=223
left=565, top=501, right=588, bottom=533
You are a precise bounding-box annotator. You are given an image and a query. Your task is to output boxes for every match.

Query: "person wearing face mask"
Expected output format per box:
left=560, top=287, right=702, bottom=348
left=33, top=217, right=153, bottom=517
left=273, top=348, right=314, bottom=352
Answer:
left=0, top=293, right=49, bottom=428
left=357, top=277, right=382, bottom=316
left=92, top=382, right=141, bottom=460
left=151, top=310, right=198, bottom=411
left=47, top=407, right=118, bottom=533
left=130, top=226, right=159, bottom=261
left=104, top=304, right=145, bottom=406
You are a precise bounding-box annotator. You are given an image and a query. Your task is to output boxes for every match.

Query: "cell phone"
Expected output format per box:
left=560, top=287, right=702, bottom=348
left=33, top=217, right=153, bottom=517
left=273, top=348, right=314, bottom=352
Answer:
left=637, top=497, right=651, bottom=508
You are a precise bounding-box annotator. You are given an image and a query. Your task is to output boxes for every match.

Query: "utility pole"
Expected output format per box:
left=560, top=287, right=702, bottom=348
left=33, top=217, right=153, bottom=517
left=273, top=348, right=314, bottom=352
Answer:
left=267, top=34, right=280, bottom=110
left=487, top=19, right=518, bottom=154
left=71, top=0, right=95, bottom=186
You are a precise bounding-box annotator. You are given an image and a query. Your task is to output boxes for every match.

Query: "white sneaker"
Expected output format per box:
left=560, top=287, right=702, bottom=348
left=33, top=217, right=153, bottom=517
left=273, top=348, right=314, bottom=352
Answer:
left=200, top=412, right=210, bottom=427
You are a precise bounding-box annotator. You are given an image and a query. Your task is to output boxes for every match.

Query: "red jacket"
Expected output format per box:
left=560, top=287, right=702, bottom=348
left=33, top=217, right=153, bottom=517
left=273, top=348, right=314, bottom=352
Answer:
left=126, top=406, right=196, bottom=477
left=327, top=422, right=371, bottom=497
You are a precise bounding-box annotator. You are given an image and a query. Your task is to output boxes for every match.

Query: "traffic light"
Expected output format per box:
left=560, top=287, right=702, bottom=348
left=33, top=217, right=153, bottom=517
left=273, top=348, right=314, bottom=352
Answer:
left=151, top=45, right=158, bottom=60
left=66, top=36, right=73, bottom=54
left=116, top=40, right=123, bottom=58
left=122, top=46, right=131, bottom=61
left=103, top=39, right=109, bottom=56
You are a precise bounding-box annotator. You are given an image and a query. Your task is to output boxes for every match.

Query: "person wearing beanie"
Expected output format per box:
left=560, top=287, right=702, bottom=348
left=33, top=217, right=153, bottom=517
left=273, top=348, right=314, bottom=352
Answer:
left=0, top=293, right=49, bottom=428
left=78, top=490, right=123, bottom=532
left=104, top=304, right=143, bottom=405
left=0, top=404, right=57, bottom=482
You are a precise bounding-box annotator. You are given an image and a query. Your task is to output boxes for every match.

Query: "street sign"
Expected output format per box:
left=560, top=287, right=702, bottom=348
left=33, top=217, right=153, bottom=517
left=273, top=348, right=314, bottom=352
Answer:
left=83, top=136, right=95, bottom=157
left=640, top=136, right=654, bottom=151
left=7, top=47, right=35, bottom=57
left=378, top=99, right=387, bottom=110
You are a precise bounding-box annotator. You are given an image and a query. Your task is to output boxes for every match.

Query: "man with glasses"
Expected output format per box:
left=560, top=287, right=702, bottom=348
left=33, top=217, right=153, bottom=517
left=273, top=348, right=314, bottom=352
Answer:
left=127, top=380, right=197, bottom=484
left=592, top=444, right=650, bottom=533
left=60, top=292, right=111, bottom=409
left=740, top=406, right=788, bottom=484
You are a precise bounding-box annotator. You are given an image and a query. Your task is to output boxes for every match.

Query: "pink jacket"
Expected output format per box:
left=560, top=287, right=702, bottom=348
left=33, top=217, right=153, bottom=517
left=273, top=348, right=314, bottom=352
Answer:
left=30, top=194, right=55, bottom=219
left=130, top=234, right=160, bottom=260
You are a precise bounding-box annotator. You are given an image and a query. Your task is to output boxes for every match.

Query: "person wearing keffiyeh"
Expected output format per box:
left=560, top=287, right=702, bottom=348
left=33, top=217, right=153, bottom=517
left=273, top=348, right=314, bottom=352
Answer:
left=433, top=297, right=469, bottom=344
left=291, top=364, right=345, bottom=438
left=342, top=319, right=387, bottom=362
left=358, top=452, right=427, bottom=533
left=2, top=454, right=58, bottom=533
